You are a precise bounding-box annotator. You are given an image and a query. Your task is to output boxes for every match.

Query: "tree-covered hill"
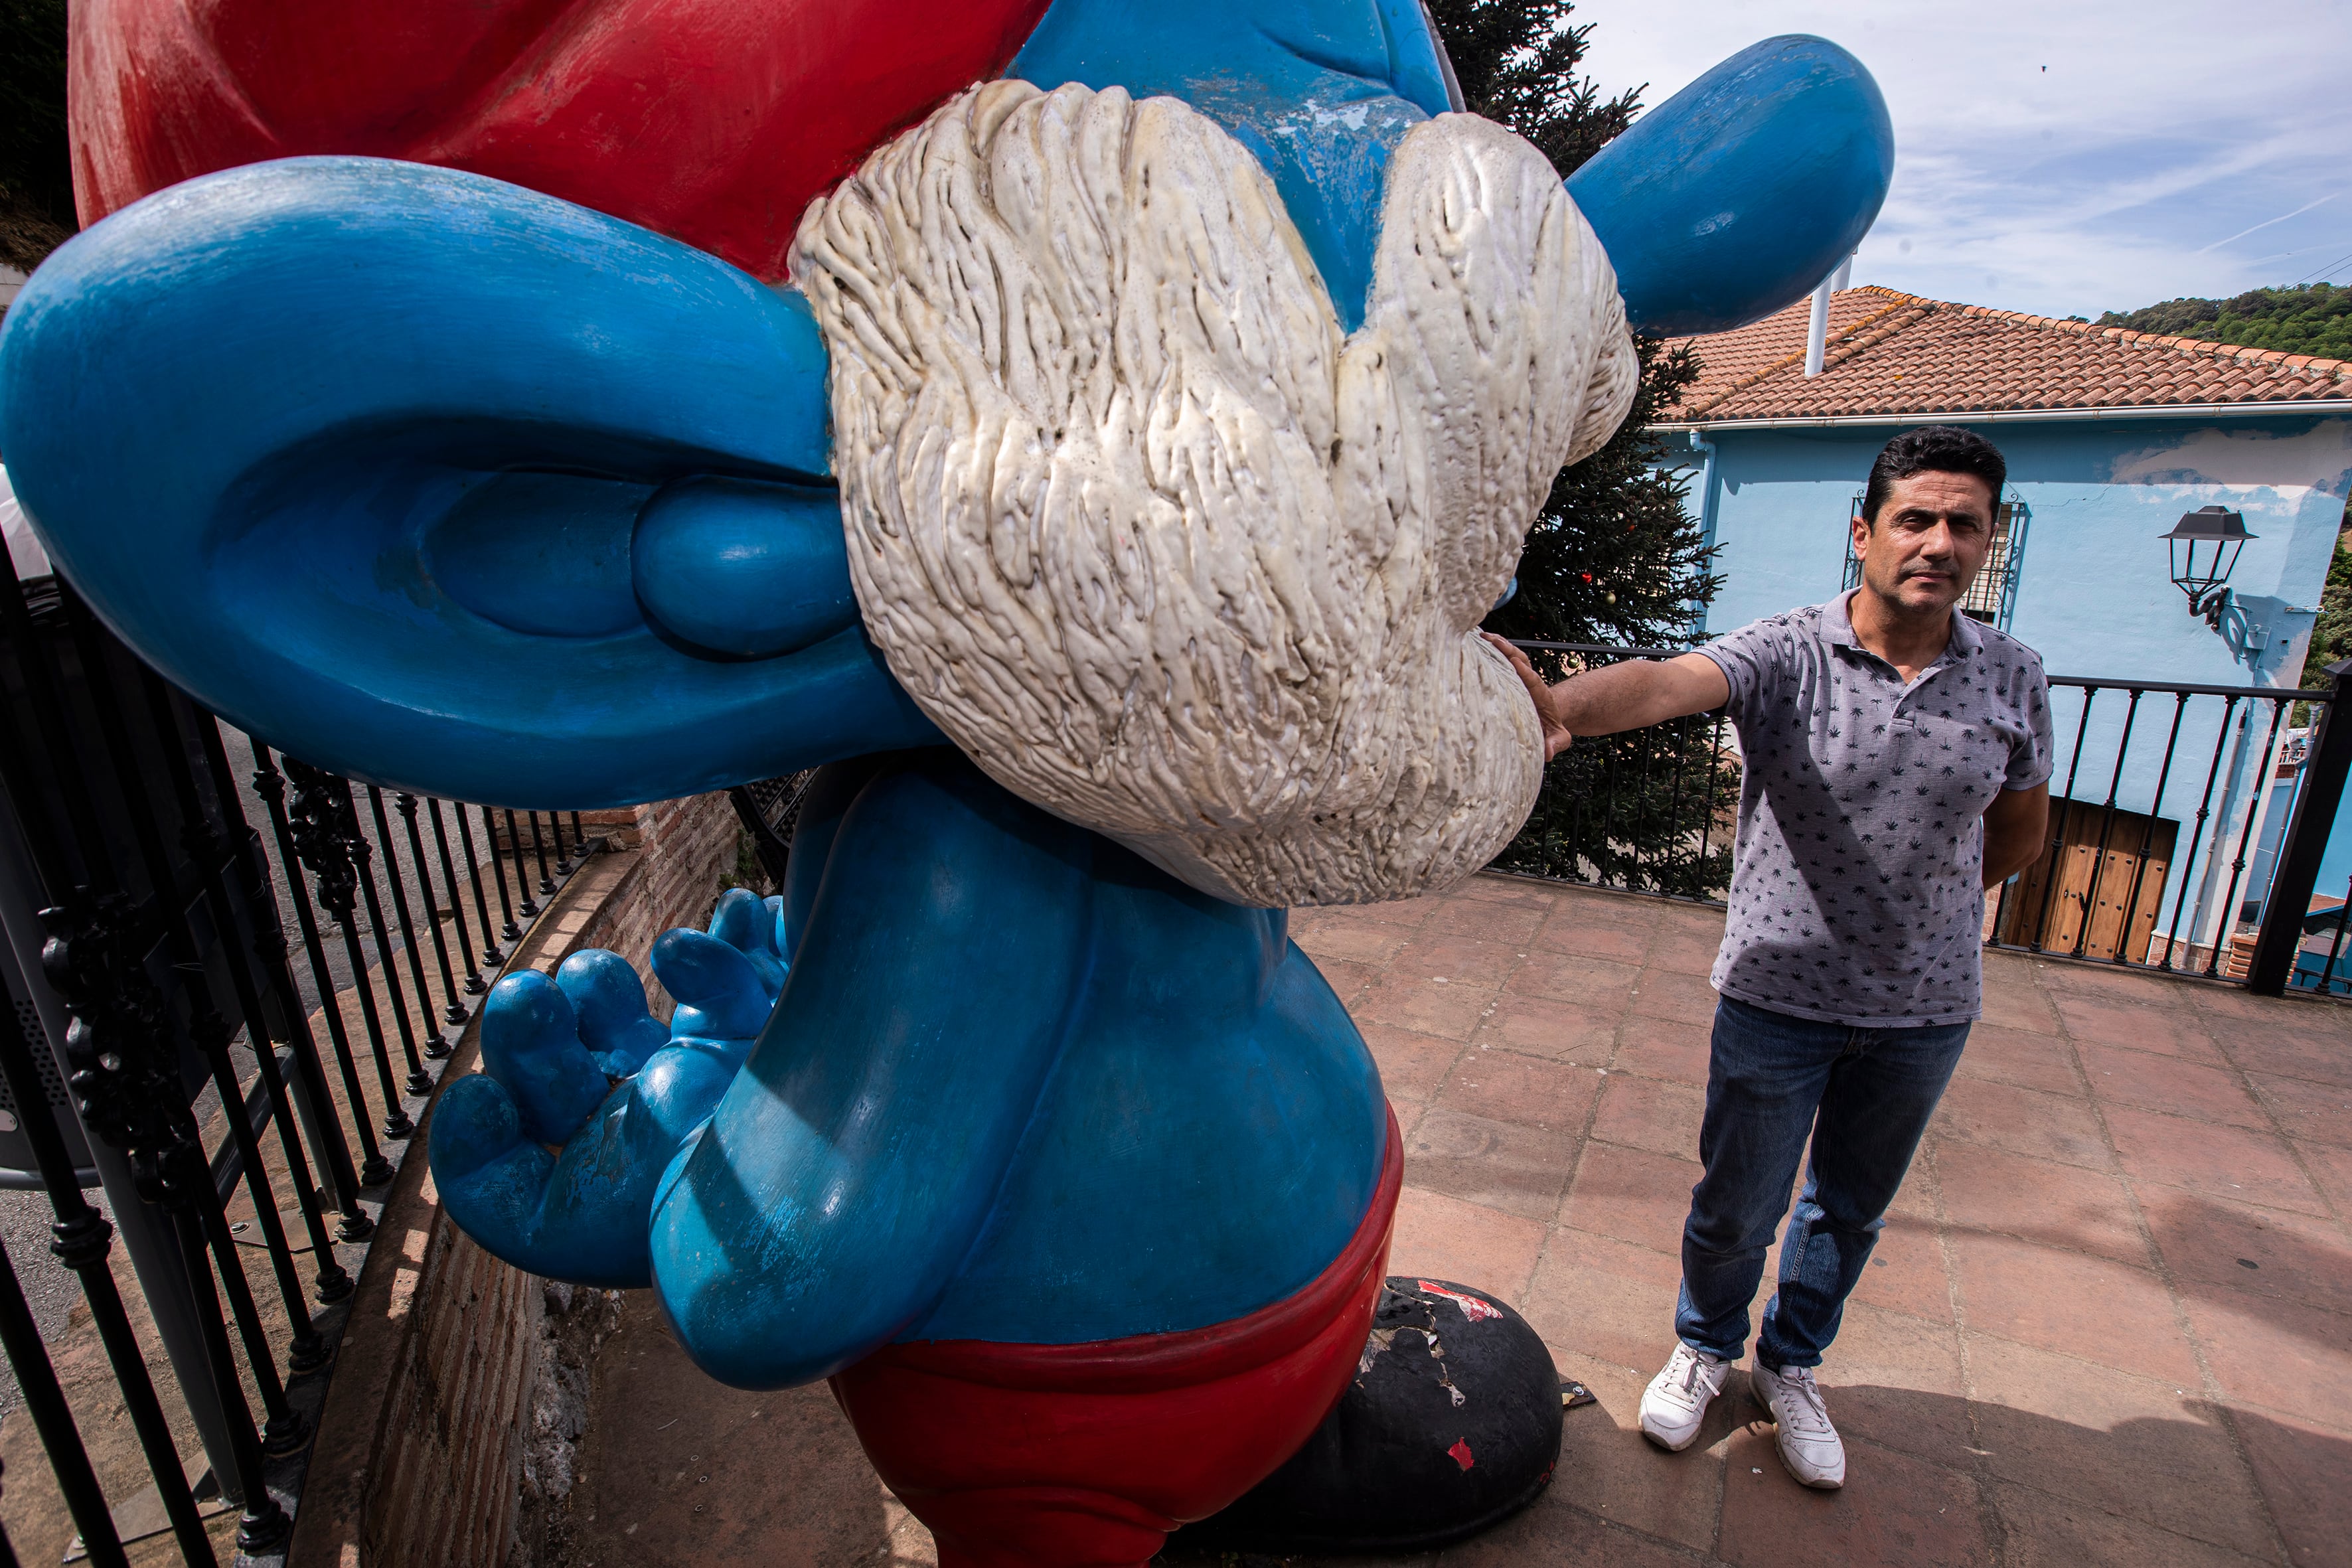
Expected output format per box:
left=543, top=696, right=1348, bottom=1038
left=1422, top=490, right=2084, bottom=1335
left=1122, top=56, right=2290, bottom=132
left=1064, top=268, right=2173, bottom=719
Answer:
left=2097, top=282, right=2352, bottom=362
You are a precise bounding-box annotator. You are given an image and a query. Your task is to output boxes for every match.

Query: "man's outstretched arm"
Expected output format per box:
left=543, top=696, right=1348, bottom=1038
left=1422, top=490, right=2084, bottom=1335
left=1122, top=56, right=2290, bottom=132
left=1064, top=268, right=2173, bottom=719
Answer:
left=1485, top=634, right=1733, bottom=758
left=1982, top=784, right=2050, bottom=888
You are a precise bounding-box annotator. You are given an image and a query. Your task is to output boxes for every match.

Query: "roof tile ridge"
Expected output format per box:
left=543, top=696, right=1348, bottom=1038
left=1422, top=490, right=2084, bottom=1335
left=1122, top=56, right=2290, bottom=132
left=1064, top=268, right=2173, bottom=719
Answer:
left=1817, top=299, right=1938, bottom=372
left=1687, top=295, right=1932, bottom=416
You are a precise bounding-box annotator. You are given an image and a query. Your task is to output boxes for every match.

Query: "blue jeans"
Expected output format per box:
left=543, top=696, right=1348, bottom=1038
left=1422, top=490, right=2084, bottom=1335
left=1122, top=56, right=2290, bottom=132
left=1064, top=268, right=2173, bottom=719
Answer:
left=1675, top=995, right=1969, bottom=1370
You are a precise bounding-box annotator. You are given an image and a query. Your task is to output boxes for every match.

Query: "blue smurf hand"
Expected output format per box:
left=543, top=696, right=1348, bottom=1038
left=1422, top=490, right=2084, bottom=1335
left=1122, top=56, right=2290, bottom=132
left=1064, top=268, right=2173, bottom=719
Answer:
left=555, top=951, right=671, bottom=1078
left=428, top=897, right=792, bottom=1287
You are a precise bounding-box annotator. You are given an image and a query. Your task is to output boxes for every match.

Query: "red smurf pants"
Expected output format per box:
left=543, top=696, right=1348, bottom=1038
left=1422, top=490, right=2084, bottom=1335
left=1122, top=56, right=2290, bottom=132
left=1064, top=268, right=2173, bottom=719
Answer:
left=831, top=1107, right=1404, bottom=1568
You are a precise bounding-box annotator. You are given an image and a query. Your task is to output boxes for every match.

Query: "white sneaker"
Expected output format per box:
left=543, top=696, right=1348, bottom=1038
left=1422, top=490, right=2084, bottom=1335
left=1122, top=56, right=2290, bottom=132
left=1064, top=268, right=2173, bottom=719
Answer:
left=1751, top=1361, right=1846, bottom=1488
left=1638, top=1343, right=1731, bottom=1452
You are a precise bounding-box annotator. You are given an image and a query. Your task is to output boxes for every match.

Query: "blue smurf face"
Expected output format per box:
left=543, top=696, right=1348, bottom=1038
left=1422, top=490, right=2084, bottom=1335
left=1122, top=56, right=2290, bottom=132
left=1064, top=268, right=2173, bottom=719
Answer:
left=0, top=0, right=1889, bottom=814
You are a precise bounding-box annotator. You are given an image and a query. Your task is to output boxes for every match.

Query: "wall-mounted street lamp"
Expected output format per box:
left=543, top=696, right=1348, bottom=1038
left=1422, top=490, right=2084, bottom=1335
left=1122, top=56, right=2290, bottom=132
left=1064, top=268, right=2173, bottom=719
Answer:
left=2161, top=505, right=2257, bottom=628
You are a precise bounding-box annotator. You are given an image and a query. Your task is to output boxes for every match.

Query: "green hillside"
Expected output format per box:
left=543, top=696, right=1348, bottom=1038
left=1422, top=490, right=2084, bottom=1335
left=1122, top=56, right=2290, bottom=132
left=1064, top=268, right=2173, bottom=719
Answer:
left=2097, top=282, right=2352, bottom=362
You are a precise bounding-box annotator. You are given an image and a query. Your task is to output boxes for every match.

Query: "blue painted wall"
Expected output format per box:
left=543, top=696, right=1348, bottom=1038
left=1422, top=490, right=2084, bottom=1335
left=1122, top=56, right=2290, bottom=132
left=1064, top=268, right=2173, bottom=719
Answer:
left=1665, top=411, right=2352, bottom=954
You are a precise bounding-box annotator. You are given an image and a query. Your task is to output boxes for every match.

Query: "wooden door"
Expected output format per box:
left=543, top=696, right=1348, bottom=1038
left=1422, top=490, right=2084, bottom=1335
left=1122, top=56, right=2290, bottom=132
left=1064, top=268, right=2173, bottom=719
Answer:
left=1995, top=803, right=2179, bottom=963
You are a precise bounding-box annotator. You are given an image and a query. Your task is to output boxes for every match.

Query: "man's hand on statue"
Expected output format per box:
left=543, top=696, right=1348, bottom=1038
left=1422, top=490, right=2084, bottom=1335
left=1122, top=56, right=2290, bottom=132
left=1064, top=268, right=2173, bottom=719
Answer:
left=426, top=890, right=789, bottom=1288
left=1484, top=633, right=1575, bottom=760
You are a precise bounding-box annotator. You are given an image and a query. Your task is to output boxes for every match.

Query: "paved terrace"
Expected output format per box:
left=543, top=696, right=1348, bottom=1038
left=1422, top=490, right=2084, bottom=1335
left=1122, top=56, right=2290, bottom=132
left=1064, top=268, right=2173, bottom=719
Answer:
left=554, top=876, right=2352, bottom=1568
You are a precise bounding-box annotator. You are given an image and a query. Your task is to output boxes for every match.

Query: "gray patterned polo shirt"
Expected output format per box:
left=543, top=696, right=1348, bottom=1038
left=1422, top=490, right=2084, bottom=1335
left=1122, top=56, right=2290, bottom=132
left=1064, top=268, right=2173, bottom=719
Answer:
left=1696, top=592, right=2053, bottom=1028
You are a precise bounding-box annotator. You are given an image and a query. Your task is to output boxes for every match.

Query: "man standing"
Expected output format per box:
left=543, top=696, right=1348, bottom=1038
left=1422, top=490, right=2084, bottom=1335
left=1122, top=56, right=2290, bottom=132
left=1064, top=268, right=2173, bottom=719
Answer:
left=1490, top=425, right=2053, bottom=1489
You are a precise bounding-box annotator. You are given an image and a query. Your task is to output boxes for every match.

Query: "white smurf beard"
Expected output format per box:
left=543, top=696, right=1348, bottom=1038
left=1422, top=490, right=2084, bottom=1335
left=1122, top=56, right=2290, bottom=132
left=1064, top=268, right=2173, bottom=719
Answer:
left=792, top=80, right=1636, bottom=907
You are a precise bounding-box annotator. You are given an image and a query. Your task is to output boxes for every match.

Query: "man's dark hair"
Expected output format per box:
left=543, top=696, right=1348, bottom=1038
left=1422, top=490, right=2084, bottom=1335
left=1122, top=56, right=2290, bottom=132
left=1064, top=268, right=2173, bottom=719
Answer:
left=1860, top=425, right=2007, bottom=526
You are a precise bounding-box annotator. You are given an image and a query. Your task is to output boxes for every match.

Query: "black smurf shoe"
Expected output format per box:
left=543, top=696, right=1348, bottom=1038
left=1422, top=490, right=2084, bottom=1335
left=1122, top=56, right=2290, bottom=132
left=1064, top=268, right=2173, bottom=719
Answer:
left=1169, top=1277, right=1564, bottom=1555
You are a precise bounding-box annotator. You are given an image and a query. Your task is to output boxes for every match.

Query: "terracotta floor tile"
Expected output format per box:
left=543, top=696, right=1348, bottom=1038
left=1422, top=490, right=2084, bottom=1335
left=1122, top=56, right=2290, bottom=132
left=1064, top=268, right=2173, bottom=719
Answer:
left=1644, top=923, right=1723, bottom=976
left=1932, top=1077, right=2117, bottom=1171
left=1304, top=955, right=1375, bottom=1002
left=1628, top=969, right=1719, bottom=1027
left=1610, top=1014, right=1713, bottom=1087
left=1405, top=1108, right=1581, bottom=1221
left=1953, top=1023, right=2081, bottom=1096
left=1359, top=1022, right=1462, bottom=1107
left=1816, top=1303, right=1972, bottom=1466
left=2219, top=1017, right=2352, bottom=1090
left=2031, top=958, right=2192, bottom=1005
left=2229, top=1407, right=2352, bottom=1568
left=2246, top=1071, right=2352, bottom=1148
left=1987, top=1480, right=2276, bottom=1568
left=1391, top=930, right=1529, bottom=986
left=2051, top=992, right=2225, bottom=1063
left=1846, top=1214, right=1956, bottom=1325
left=1948, top=1231, right=2198, bottom=1383
left=2104, top=1106, right=2328, bottom=1216
left=2184, top=1289, right=2352, bottom=1427
left=2295, top=1138, right=2352, bottom=1217
left=1422, top=898, right=1549, bottom=947
left=1474, top=994, right=1620, bottom=1062
left=1529, top=911, right=1660, bottom=965
left=1963, top=1336, right=2273, bottom=1552
left=1437, top=1049, right=1603, bottom=1135
left=1978, top=975, right=2062, bottom=1034
left=2075, top=1040, right=2268, bottom=1129
left=2141, top=1188, right=2352, bottom=1316
left=1346, top=895, right=1437, bottom=927
left=1522, top=1227, right=1689, bottom=1375
left=1559, top=1142, right=1697, bottom=1257
left=1460, top=873, right=1562, bottom=907
left=1590, top=1075, right=1706, bottom=1162
left=1349, top=969, right=1497, bottom=1042
left=2194, top=981, right=2344, bottom=1025
left=1719, top=1426, right=1988, bottom=1568
left=1930, top=1140, right=2151, bottom=1265
left=1435, top=1499, right=1701, bottom=1568
left=1293, top=917, right=1414, bottom=966
left=1510, top=949, right=1643, bottom=1006
left=1387, top=1185, right=1550, bottom=1304
left=1539, top=1349, right=1731, bottom=1553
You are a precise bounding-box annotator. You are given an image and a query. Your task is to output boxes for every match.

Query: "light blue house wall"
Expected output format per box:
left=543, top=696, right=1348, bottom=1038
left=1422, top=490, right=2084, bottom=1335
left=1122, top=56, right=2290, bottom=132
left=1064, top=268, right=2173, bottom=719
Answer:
left=1660, top=410, right=2352, bottom=954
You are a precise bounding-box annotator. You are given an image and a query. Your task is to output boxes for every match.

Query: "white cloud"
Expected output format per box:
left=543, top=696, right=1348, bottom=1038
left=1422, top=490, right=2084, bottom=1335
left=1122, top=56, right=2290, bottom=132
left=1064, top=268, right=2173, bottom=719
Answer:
left=1565, top=0, right=2352, bottom=318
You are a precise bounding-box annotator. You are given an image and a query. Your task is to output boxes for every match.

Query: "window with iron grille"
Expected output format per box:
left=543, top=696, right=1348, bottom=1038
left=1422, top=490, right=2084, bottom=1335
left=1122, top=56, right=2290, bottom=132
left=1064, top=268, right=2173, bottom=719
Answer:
left=1842, top=489, right=2029, bottom=631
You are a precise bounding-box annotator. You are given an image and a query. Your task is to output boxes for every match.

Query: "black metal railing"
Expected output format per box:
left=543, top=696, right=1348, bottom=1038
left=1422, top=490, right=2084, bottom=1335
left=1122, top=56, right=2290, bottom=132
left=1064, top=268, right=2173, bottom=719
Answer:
left=0, top=573, right=595, bottom=1565
left=1500, top=640, right=2352, bottom=1000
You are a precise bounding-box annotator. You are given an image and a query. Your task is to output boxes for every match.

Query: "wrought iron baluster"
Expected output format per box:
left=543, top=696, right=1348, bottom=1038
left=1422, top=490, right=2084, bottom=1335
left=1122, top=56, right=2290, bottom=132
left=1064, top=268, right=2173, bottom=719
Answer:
left=2205, top=697, right=2292, bottom=979
left=528, top=811, right=556, bottom=896
left=455, top=804, right=505, bottom=966
left=550, top=809, right=574, bottom=877
left=2314, top=870, right=2352, bottom=994
left=1693, top=710, right=1732, bottom=899
left=485, top=805, right=522, bottom=937
left=280, top=763, right=412, bottom=1156
left=396, top=794, right=467, bottom=1026
left=2111, top=691, right=2191, bottom=968
left=360, top=787, right=443, bottom=1081
left=2157, top=696, right=2242, bottom=971
left=52, top=594, right=333, bottom=1397
left=0, top=961, right=217, bottom=1565
left=426, top=799, right=487, bottom=994
left=2069, top=688, right=2144, bottom=961
left=0, top=1226, right=127, bottom=1567
left=106, top=655, right=353, bottom=1328
left=240, top=738, right=373, bottom=1235
left=506, top=811, right=541, bottom=917
left=2031, top=686, right=2100, bottom=952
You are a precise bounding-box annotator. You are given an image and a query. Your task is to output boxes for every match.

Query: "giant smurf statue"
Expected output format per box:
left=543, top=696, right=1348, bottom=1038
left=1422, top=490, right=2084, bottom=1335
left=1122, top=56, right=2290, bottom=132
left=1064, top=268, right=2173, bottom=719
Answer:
left=3, top=2, right=1889, bottom=1561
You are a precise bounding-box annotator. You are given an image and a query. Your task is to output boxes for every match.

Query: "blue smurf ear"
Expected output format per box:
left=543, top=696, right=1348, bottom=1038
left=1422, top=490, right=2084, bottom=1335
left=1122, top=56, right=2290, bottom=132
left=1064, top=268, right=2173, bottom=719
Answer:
left=1568, top=35, right=1895, bottom=336
left=0, top=156, right=939, bottom=808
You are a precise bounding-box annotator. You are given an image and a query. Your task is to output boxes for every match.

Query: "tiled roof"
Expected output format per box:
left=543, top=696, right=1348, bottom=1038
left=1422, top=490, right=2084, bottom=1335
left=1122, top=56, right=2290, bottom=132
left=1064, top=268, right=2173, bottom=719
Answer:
left=1660, top=286, right=2352, bottom=423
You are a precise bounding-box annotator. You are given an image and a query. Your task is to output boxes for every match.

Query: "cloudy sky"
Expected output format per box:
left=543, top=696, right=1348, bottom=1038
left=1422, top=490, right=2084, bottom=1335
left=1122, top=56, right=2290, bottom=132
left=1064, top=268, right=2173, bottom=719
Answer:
left=1567, top=0, right=2351, bottom=321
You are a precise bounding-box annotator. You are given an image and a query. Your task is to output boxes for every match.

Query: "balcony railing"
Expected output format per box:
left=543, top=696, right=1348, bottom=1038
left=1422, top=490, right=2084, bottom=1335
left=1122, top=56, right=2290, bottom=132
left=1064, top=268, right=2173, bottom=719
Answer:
left=1, top=574, right=593, bottom=1563
left=1498, top=640, right=2349, bottom=1000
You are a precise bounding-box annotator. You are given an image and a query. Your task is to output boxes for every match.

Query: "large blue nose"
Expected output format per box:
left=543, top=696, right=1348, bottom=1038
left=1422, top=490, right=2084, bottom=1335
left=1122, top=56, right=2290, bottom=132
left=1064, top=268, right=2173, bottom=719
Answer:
left=1569, top=35, right=1895, bottom=337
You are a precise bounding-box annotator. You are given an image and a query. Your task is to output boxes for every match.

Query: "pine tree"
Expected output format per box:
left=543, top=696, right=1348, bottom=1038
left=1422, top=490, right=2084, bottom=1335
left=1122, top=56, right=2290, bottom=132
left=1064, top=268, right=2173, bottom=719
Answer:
left=1427, top=0, right=1735, bottom=897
